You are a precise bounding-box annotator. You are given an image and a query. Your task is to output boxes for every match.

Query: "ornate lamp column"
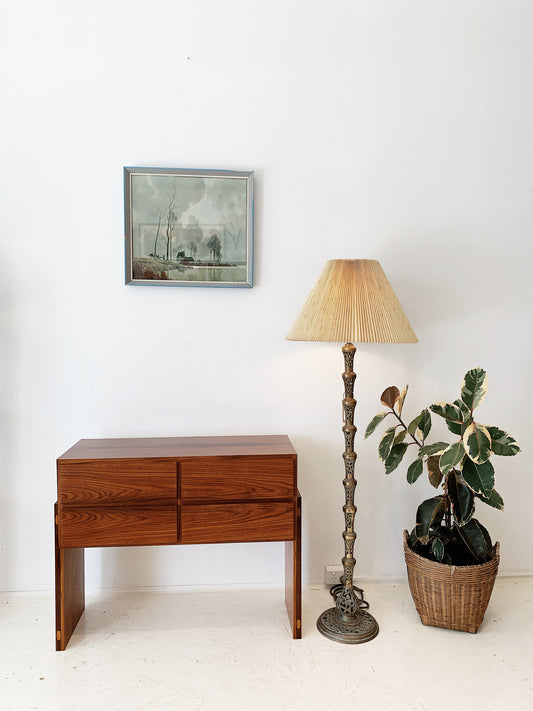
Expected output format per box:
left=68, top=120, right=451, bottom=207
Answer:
left=287, top=260, right=417, bottom=644
left=316, top=343, right=378, bottom=642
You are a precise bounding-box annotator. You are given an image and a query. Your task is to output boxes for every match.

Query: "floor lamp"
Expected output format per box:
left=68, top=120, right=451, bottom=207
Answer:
left=286, top=259, right=418, bottom=644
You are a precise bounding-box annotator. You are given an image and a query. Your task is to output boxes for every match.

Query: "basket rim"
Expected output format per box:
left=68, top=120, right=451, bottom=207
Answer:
left=402, top=529, right=500, bottom=571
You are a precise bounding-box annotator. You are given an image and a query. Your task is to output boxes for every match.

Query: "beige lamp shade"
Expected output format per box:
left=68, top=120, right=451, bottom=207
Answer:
left=286, top=259, right=418, bottom=344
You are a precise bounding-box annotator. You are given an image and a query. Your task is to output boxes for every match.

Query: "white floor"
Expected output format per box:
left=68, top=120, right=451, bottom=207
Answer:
left=1, top=578, right=532, bottom=711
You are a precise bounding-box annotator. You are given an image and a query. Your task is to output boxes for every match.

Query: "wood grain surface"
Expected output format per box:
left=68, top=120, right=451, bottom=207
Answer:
left=180, top=456, right=295, bottom=501
left=180, top=502, right=295, bottom=544
left=58, top=435, right=297, bottom=461
left=58, top=459, right=177, bottom=504
left=59, top=505, right=177, bottom=547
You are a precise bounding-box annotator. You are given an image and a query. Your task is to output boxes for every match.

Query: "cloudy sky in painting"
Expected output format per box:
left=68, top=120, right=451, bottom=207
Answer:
left=131, top=173, right=248, bottom=262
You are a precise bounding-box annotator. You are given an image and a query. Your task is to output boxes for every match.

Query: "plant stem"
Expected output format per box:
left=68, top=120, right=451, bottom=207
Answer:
left=391, top=409, right=423, bottom=448
left=443, top=475, right=452, bottom=529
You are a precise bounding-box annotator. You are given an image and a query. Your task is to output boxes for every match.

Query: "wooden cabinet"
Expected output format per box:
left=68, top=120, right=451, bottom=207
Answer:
left=55, top=435, right=301, bottom=649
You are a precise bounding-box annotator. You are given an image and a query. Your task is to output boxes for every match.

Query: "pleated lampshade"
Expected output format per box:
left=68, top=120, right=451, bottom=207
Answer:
left=286, top=259, right=418, bottom=343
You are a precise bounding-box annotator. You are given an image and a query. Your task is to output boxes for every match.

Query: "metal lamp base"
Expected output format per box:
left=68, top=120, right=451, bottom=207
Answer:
left=317, top=606, right=379, bottom=645
left=315, top=343, right=379, bottom=645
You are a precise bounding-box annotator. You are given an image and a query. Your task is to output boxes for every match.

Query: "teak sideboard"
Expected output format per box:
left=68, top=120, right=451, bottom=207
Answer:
left=54, top=434, right=301, bottom=650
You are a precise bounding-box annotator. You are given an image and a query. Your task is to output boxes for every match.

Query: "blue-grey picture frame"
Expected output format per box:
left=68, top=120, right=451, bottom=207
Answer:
left=124, top=167, right=254, bottom=287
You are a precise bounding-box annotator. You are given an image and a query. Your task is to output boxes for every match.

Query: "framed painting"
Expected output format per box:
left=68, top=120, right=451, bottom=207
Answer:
left=124, top=167, right=254, bottom=287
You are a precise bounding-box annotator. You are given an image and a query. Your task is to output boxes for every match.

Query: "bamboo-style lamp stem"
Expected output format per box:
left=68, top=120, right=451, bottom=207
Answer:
left=286, top=259, right=417, bottom=644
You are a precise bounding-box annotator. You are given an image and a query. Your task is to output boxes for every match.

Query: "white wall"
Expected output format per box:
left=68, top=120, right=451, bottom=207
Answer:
left=1, top=0, right=532, bottom=592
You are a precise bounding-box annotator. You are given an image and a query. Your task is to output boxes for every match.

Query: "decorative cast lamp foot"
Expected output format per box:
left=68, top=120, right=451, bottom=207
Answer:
left=317, top=607, right=379, bottom=644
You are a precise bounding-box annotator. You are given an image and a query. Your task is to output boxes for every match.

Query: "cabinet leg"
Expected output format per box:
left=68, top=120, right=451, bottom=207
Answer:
left=285, top=493, right=302, bottom=639
left=55, top=503, right=85, bottom=650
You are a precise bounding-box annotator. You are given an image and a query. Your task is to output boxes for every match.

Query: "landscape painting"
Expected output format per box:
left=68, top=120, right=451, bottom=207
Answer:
left=124, top=168, right=253, bottom=287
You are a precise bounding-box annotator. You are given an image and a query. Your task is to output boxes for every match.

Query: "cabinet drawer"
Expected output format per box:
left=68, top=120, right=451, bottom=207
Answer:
left=180, top=456, right=295, bottom=502
left=180, top=502, right=295, bottom=544
left=58, top=460, right=177, bottom=505
left=59, top=506, right=177, bottom=547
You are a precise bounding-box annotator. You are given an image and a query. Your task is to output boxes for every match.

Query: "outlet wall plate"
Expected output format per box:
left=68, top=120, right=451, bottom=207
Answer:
left=324, top=565, right=344, bottom=585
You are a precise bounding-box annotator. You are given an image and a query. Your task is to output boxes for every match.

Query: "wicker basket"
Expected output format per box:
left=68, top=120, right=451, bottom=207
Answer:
left=403, top=530, right=500, bottom=633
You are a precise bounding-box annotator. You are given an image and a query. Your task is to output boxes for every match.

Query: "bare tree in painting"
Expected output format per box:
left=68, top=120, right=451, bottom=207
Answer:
left=226, top=221, right=243, bottom=251
left=164, top=184, right=178, bottom=261
left=152, top=207, right=163, bottom=257
left=207, top=233, right=222, bottom=262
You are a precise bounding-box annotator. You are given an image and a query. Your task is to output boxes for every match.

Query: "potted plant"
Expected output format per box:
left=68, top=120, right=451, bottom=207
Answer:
left=365, top=367, right=520, bottom=632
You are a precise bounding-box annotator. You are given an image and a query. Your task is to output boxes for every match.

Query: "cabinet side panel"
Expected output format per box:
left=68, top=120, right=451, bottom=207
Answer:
left=55, top=504, right=85, bottom=651
left=285, top=493, right=302, bottom=639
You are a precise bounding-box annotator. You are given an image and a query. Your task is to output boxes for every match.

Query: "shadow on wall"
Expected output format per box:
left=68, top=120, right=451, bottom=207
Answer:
left=0, top=273, right=16, bottom=591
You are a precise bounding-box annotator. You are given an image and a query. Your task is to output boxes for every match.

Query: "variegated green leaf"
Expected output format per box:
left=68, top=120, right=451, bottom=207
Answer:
left=393, top=430, right=407, bottom=446
left=461, top=367, right=488, bottom=411
left=378, top=426, right=397, bottom=462
left=407, top=458, right=424, bottom=484
left=431, top=537, right=445, bottom=562
left=381, top=386, right=400, bottom=409
left=477, top=487, right=504, bottom=511
left=456, top=519, right=491, bottom=561
left=462, top=457, right=495, bottom=498
left=397, top=385, right=408, bottom=416
left=427, top=456, right=443, bottom=488
left=486, top=426, right=520, bottom=457
left=446, top=399, right=471, bottom=435
left=407, top=412, right=423, bottom=436
left=463, top=423, right=492, bottom=464
left=447, top=469, right=474, bottom=525
left=415, top=496, right=445, bottom=544
left=418, top=441, right=449, bottom=457
left=417, top=409, right=432, bottom=441
left=456, top=398, right=471, bottom=419
left=439, top=441, right=465, bottom=475
left=408, top=527, right=418, bottom=548
left=364, top=412, right=389, bottom=439
left=385, top=443, right=408, bottom=474
left=446, top=420, right=463, bottom=436
left=430, top=402, right=464, bottom=424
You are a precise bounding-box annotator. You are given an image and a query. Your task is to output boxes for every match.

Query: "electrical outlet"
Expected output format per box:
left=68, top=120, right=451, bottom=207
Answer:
left=324, top=564, right=343, bottom=585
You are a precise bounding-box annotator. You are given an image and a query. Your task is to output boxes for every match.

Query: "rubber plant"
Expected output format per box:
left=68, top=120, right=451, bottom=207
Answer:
left=365, top=367, right=520, bottom=566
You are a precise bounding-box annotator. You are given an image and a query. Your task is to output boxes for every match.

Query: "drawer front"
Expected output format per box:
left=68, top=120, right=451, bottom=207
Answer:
left=58, top=460, right=177, bottom=505
left=180, top=502, right=295, bottom=544
left=59, top=506, right=177, bottom=547
left=180, top=456, right=295, bottom=502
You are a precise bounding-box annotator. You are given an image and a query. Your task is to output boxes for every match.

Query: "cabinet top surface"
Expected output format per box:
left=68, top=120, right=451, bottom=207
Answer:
left=58, top=434, right=296, bottom=462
